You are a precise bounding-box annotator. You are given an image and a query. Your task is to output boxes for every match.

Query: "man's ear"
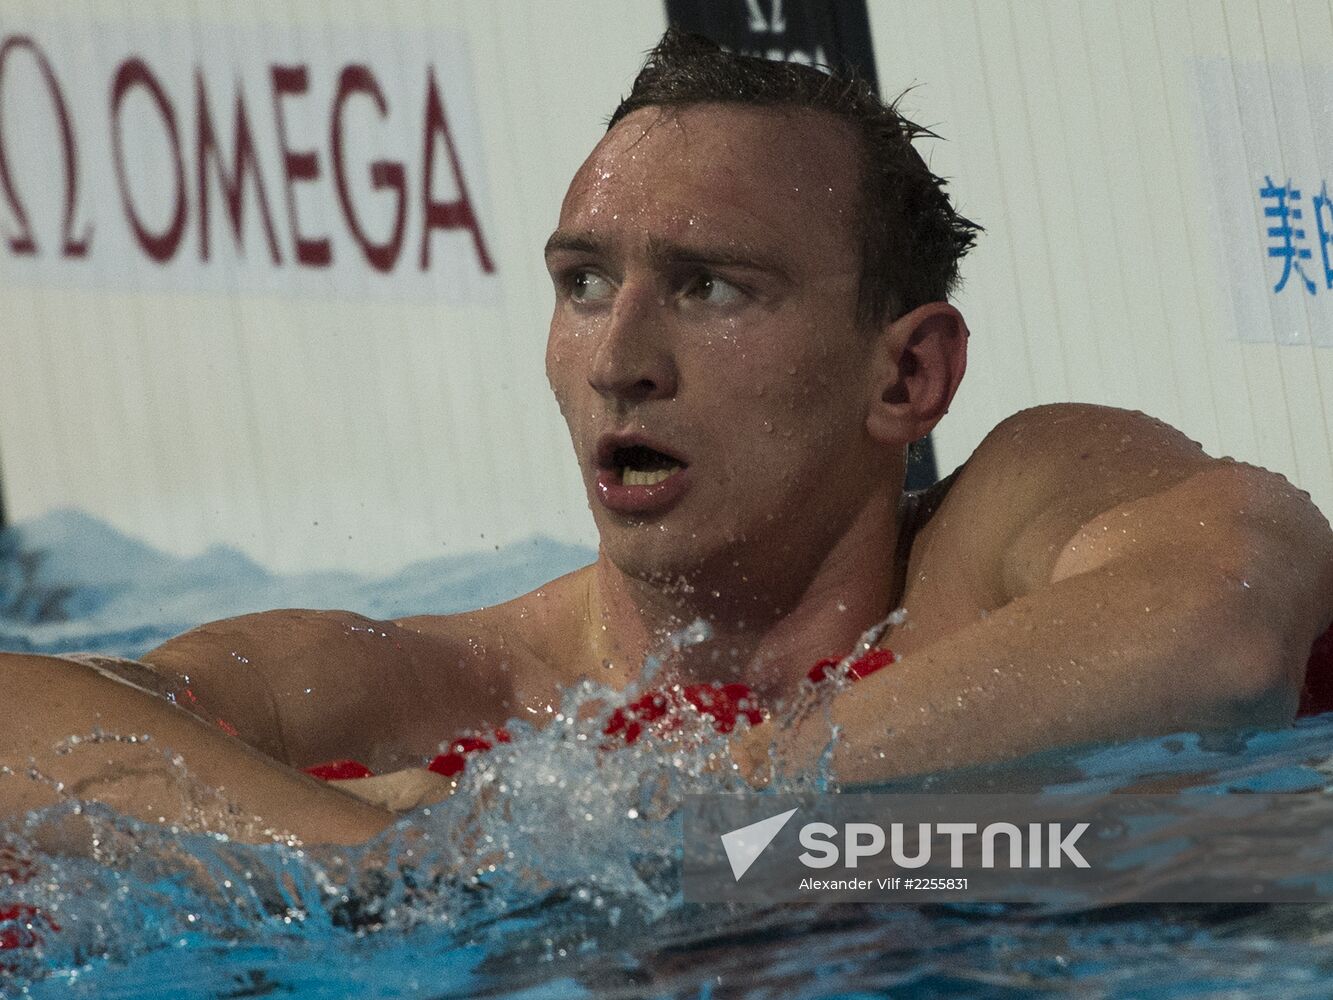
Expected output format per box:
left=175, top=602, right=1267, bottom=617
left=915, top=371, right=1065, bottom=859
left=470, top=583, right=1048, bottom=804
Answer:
left=865, top=302, right=968, bottom=446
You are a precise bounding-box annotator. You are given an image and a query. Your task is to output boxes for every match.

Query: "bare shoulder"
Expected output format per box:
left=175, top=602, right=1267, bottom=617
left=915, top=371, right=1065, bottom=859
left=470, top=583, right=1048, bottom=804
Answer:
left=958, top=403, right=1214, bottom=498
left=394, top=564, right=596, bottom=698
left=146, top=607, right=452, bottom=683
left=934, top=404, right=1333, bottom=606
left=140, top=605, right=521, bottom=770
left=928, top=404, right=1264, bottom=600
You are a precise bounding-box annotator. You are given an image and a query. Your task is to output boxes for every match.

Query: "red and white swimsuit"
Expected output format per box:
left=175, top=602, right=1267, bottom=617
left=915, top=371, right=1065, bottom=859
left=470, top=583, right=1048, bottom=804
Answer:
left=303, top=648, right=900, bottom=782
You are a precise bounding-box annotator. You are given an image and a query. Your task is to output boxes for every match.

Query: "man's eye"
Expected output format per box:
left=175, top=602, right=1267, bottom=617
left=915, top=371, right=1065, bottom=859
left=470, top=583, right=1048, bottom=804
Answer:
left=569, top=270, right=613, bottom=303
left=684, top=273, right=743, bottom=306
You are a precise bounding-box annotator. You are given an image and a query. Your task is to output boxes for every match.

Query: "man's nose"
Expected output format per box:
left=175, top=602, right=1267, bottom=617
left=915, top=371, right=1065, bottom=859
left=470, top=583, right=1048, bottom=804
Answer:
left=587, top=285, right=678, bottom=402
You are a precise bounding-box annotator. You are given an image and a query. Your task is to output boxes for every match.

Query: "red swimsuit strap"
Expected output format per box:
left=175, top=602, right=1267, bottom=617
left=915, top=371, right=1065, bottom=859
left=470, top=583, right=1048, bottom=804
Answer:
left=806, top=648, right=897, bottom=684
left=0, top=845, right=59, bottom=965
left=303, top=647, right=899, bottom=779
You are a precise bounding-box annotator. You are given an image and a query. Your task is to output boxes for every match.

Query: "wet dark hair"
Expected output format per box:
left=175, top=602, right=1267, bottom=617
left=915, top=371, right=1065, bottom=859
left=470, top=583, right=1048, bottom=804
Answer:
left=608, top=29, right=981, bottom=326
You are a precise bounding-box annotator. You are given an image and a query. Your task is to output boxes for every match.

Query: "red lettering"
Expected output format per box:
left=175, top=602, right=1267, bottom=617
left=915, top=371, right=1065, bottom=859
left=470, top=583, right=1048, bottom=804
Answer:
left=331, top=65, right=405, bottom=273
left=270, top=64, right=330, bottom=267
left=195, top=71, right=281, bottom=263
left=0, top=35, right=90, bottom=257
left=420, top=67, right=493, bottom=273
left=111, top=58, right=186, bottom=263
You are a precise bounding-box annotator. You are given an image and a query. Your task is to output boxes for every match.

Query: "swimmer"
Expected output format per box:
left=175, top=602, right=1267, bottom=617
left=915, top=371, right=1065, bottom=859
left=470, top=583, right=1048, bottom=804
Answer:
left=2, top=30, right=1331, bottom=844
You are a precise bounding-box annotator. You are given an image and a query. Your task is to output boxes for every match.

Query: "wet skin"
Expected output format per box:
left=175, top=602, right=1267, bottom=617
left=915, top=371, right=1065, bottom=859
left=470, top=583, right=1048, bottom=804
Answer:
left=544, top=104, right=884, bottom=594
left=4, top=103, right=1330, bottom=833
left=527, top=104, right=976, bottom=711
left=132, top=104, right=977, bottom=810
left=142, top=105, right=1331, bottom=814
left=202, top=107, right=1329, bottom=812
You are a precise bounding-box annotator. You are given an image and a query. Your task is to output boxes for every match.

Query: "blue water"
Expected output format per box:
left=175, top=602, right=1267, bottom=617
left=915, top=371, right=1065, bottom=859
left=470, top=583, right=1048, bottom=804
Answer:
left=2, top=510, right=1333, bottom=999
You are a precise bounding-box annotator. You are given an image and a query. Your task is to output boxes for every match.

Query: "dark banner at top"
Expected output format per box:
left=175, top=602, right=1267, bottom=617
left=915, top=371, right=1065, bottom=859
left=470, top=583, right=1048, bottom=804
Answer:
left=663, top=0, right=938, bottom=489
left=665, top=0, right=878, bottom=86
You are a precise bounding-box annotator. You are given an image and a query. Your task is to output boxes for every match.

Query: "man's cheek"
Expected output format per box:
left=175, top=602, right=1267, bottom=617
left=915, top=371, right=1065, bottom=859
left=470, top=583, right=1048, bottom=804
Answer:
left=544, top=329, right=574, bottom=393
left=548, top=384, right=570, bottom=419
left=544, top=368, right=577, bottom=421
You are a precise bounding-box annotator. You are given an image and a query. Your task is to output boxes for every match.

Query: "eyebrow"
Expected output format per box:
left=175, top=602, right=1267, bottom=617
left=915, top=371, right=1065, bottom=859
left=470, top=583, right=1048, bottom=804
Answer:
left=543, top=230, right=791, bottom=282
left=544, top=230, right=601, bottom=259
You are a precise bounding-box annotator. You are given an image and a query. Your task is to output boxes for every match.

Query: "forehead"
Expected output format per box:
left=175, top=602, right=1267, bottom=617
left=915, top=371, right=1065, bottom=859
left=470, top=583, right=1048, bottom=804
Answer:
left=557, top=103, right=862, bottom=266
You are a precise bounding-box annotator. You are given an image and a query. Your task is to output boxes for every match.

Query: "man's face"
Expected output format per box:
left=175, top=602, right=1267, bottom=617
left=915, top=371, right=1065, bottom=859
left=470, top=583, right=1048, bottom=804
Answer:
left=545, top=103, right=884, bottom=587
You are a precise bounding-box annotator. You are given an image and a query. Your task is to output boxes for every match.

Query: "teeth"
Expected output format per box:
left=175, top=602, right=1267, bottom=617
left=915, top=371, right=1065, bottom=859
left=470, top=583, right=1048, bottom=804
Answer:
left=622, top=465, right=680, bottom=486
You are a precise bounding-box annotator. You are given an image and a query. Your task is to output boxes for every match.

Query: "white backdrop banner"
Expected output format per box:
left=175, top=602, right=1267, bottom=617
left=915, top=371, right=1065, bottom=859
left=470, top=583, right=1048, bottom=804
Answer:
left=0, top=20, right=497, bottom=301
left=1196, top=59, right=1333, bottom=347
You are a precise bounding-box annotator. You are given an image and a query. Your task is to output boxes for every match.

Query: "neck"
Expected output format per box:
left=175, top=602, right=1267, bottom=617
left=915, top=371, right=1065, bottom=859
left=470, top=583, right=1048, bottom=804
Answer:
left=586, top=483, right=907, bottom=702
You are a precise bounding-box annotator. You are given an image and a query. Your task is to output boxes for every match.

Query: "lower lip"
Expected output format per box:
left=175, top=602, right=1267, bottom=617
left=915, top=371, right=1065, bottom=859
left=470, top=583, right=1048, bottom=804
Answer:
left=595, top=467, right=691, bottom=514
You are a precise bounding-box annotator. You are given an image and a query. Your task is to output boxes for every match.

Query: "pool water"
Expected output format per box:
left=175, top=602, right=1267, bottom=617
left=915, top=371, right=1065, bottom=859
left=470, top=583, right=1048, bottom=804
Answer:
left=2, top=510, right=1332, bottom=999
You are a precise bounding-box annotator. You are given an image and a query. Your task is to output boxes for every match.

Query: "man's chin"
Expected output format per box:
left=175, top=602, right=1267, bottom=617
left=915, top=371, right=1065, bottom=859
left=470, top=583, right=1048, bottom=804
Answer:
left=596, top=530, right=716, bottom=592
left=599, top=543, right=696, bottom=590
left=599, top=525, right=781, bottom=600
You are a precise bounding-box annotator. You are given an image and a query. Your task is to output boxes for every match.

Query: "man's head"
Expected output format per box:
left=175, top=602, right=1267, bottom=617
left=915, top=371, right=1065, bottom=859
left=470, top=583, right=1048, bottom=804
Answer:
left=609, top=29, right=979, bottom=329
left=544, top=31, right=975, bottom=595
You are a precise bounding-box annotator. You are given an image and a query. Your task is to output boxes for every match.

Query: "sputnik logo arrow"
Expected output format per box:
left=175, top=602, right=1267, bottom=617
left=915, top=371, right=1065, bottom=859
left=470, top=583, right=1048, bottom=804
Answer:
left=720, top=807, right=798, bottom=881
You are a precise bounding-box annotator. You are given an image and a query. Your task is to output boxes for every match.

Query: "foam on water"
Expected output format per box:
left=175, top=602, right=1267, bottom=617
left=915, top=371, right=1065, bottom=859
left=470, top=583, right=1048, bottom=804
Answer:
left=3, top=513, right=1333, bottom=999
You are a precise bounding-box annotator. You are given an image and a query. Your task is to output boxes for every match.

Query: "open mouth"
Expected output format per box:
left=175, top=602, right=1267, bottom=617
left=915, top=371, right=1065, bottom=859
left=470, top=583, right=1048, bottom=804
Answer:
left=613, top=445, right=686, bottom=486
left=593, top=435, right=692, bottom=513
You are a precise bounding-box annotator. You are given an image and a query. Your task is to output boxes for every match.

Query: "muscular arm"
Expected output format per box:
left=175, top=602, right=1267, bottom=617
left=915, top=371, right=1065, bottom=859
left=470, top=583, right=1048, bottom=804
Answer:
left=0, top=652, right=397, bottom=845
left=141, top=609, right=516, bottom=772
left=738, top=405, right=1333, bottom=783
left=0, top=605, right=520, bottom=838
